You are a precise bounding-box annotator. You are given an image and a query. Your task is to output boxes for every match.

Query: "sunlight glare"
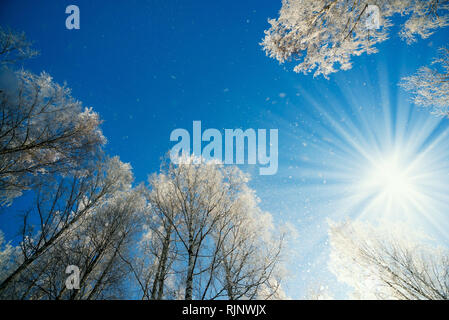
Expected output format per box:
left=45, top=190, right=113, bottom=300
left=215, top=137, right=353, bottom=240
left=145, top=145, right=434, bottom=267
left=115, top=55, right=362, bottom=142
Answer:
left=363, top=155, right=414, bottom=201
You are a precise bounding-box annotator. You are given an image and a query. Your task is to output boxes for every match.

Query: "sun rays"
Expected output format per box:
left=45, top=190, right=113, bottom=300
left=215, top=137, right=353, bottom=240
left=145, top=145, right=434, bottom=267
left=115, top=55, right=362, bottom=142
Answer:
left=274, top=65, right=449, bottom=242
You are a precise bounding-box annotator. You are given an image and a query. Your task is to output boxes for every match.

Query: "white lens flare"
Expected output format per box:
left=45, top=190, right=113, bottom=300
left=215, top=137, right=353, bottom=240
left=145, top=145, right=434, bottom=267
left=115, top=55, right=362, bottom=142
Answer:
left=274, top=66, right=449, bottom=241
left=364, top=155, right=413, bottom=199
left=359, top=153, right=421, bottom=215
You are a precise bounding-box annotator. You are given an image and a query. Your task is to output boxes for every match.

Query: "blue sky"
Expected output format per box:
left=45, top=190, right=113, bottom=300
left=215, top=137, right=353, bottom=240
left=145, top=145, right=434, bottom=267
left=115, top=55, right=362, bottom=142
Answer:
left=1, top=0, right=449, bottom=299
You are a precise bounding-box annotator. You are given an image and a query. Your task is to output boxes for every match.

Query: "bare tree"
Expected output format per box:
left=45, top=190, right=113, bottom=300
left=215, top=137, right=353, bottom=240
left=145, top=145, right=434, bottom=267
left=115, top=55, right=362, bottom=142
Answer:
left=261, top=0, right=449, bottom=77
left=0, top=28, right=105, bottom=205
left=137, top=185, right=178, bottom=300
left=131, top=156, right=286, bottom=300
left=401, top=46, right=449, bottom=116
left=146, top=156, right=248, bottom=300
left=127, top=216, right=179, bottom=300
left=0, top=156, right=134, bottom=297
left=66, top=185, right=146, bottom=300
left=329, top=219, right=449, bottom=300
left=212, top=194, right=285, bottom=300
left=8, top=185, right=145, bottom=300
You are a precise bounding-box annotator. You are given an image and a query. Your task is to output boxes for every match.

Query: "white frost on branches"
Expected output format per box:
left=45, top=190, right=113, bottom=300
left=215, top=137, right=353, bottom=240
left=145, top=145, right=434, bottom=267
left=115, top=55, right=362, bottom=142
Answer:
left=261, top=0, right=449, bottom=77
left=329, top=219, right=449, bottom=300
left=401, top=47, right=449, bottom=117
left=0, top=231, right=14, bottom=282
left=0, top=28, right=107, bottom=205
left=0, top=69, right=106, bottom=205
left=0, top=27, right=38, bottom=65
left=133, top=155, right=287, bottom=300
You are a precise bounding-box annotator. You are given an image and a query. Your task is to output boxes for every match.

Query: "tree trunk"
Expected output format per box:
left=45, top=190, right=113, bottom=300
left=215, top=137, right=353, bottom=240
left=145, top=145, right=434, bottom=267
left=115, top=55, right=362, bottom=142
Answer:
left=185, top=234, right=194, bottom=300
left=150, top=225, right=172, bottom=300
left=225, top=262, right=235, bottom=300
left=156, top=227, right=172, bottom=299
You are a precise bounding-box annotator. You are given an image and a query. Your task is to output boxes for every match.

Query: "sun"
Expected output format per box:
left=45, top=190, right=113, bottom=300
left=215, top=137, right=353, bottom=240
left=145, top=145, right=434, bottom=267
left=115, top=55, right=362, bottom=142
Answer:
left=276, top=52, right=449, bottom=240
left=363, top=155, right=414, bottom=200
left=354, top=151, right=428, bottom=221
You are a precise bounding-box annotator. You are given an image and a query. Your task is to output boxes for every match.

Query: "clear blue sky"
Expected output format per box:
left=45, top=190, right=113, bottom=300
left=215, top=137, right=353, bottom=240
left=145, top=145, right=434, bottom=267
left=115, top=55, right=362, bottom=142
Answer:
left=1, top=0, right=449, bottom=299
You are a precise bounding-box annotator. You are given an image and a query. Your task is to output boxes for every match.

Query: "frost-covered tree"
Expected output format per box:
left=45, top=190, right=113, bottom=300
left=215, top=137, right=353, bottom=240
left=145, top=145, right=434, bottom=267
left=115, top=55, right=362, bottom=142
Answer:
left=261, top=0, right=449, bottom=77
left=11, top=184, right=147, bottom=300
left=130, top=185, right=179, bottom=300
left=401, top=47, right=449, bottom=116
left=127, top=220, right=179, bottom=300
left=157, top=156, right=253, bottom=300
left=212, top=190, right=285, bottom=300
left=0, top=69, right=106, bottom=205
left=0, top=28, right=106, bottom=205
left=131, top=155, right=286, bottom=300
left=0, top=27, right=38, bottom=65
left=0, top=231, right=14, bottom=283
left=329, top=219, right=449, bottom=300
left=0, top=156, right=134, bottom=297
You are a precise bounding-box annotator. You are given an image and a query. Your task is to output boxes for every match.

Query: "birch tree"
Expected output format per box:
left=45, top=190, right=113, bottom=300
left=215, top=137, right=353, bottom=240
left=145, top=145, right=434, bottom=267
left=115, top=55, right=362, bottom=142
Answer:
left=212, top=190, right=285, bottom=300
left=147, top=156, right=249, bottom=300
left=132, top=186, right=179, bottom=300
left=128, top=219, right=179, bottom=300
left=133, top=156, right=286, bottom=300
left=261, top=0, right=449, bottom=77
left=329, top=219, right=449, bottom=299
